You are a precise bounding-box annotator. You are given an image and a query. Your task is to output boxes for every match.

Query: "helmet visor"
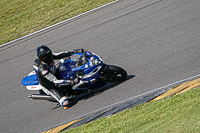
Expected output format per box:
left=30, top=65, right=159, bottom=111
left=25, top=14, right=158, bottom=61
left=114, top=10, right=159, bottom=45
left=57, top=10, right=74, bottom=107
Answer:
left=39, top=51, right=53, bottom=64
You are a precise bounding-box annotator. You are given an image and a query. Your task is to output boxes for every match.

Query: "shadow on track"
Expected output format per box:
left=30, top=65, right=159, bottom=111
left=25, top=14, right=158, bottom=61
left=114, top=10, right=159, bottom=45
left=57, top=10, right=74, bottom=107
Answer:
left=53, top=75, right=135, bottom=110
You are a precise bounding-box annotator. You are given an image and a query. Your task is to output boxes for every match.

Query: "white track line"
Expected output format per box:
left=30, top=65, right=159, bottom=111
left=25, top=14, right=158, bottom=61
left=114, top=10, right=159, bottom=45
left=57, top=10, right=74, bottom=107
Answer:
left=39, top=73, right=200, bottom=133
left=0, top=0, right=119, bottom=48
left=75, top=74, right=200, bottom=118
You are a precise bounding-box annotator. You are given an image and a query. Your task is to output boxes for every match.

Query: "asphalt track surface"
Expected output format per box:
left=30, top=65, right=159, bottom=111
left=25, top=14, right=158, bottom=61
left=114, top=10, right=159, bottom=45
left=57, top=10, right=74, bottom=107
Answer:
left=1, top=0, right=200, bottom=132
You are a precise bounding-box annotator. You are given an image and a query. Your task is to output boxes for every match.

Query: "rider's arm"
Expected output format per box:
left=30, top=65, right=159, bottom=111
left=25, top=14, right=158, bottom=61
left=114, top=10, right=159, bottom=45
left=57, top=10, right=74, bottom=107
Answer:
left=42, top=69, right=72, bottom=86
left=53, top=49, right=84, bottom=60
left=53, top=51, right=74, bottom=60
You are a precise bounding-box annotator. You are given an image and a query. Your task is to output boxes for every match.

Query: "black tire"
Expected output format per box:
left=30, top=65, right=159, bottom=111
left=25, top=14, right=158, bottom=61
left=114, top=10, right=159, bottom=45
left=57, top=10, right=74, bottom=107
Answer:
left=102, top=65, right=127, bottom=83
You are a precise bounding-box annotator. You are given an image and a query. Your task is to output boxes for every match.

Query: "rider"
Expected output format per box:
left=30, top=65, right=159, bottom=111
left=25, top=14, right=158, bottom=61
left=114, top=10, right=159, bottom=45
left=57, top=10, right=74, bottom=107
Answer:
left=35, top=45, right=84, bottom=109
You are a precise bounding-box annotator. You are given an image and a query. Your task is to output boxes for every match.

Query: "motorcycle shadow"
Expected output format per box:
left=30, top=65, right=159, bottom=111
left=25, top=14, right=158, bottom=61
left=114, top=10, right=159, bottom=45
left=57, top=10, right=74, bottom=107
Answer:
left=68, top=75, right=135, bottom=108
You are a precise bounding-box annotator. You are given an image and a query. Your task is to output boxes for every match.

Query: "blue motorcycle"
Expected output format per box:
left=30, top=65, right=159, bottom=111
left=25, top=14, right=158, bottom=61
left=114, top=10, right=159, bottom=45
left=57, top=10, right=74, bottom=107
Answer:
left=21, top=51, right=127, bottom=104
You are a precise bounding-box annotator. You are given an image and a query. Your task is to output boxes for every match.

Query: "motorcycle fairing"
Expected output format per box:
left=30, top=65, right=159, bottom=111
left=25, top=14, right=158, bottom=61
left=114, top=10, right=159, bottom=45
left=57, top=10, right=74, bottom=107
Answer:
left=21, top=73, right=42, bottom=90
left=21, top=51, right=104, bottom=91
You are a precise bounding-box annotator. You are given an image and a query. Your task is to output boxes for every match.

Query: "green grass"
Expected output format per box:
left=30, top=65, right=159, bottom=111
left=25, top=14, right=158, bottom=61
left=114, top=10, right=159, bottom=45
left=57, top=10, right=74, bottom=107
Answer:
left=63, top=88, right=200, bottom=133
left=0, top=0, right=114, bottom=45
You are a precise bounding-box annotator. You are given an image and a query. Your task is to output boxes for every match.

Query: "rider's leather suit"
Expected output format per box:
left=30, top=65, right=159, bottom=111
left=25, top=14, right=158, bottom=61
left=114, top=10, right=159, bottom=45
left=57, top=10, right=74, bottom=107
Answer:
left=35, top=51, right=75, bottom=107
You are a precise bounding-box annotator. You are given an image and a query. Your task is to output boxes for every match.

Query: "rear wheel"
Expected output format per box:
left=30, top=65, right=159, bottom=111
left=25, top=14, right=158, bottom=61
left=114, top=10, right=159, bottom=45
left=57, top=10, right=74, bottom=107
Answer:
left=101, top=65, right=127, bottom=83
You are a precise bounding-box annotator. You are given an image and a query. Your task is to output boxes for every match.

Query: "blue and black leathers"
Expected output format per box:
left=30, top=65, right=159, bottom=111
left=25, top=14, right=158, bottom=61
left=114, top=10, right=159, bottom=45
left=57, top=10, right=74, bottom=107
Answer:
left=36, top=51, right=76, bottom=106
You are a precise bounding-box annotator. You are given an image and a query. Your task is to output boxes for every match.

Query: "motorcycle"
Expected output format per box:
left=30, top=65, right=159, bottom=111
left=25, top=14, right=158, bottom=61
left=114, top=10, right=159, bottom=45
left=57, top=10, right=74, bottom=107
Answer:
left=21, top=50, right=127, bottom=105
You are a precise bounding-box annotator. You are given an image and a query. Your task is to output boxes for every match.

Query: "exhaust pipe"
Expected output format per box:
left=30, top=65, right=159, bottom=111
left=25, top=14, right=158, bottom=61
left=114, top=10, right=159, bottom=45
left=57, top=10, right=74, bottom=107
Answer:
left=29, top=94, right=57, bottom=101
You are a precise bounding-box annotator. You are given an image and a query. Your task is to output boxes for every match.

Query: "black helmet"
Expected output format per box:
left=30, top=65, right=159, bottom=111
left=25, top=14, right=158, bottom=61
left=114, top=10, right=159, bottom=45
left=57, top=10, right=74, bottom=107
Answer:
left=36, top=45, right=53, bottom=64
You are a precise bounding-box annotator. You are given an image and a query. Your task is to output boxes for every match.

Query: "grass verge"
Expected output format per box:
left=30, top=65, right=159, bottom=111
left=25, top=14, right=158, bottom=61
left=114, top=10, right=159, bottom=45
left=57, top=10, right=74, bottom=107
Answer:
left=63, top=87, right=200, bottom=133
left=0, top=0, right=114, bottom=45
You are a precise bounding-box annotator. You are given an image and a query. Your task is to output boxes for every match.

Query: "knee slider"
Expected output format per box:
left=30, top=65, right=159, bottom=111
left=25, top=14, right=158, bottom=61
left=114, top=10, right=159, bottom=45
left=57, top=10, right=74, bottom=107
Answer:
left=59, top=96, right=69, bottom=107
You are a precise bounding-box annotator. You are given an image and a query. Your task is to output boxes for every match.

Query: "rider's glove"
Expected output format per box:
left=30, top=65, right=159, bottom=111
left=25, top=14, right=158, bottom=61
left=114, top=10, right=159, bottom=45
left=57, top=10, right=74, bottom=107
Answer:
left=74, top=48, right=84, bottom=53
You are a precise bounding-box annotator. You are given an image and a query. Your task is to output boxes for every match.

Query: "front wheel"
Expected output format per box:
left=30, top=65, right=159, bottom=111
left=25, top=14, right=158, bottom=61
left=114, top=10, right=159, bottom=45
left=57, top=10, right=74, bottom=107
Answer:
left=101, top=65, right=127, bottom=83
